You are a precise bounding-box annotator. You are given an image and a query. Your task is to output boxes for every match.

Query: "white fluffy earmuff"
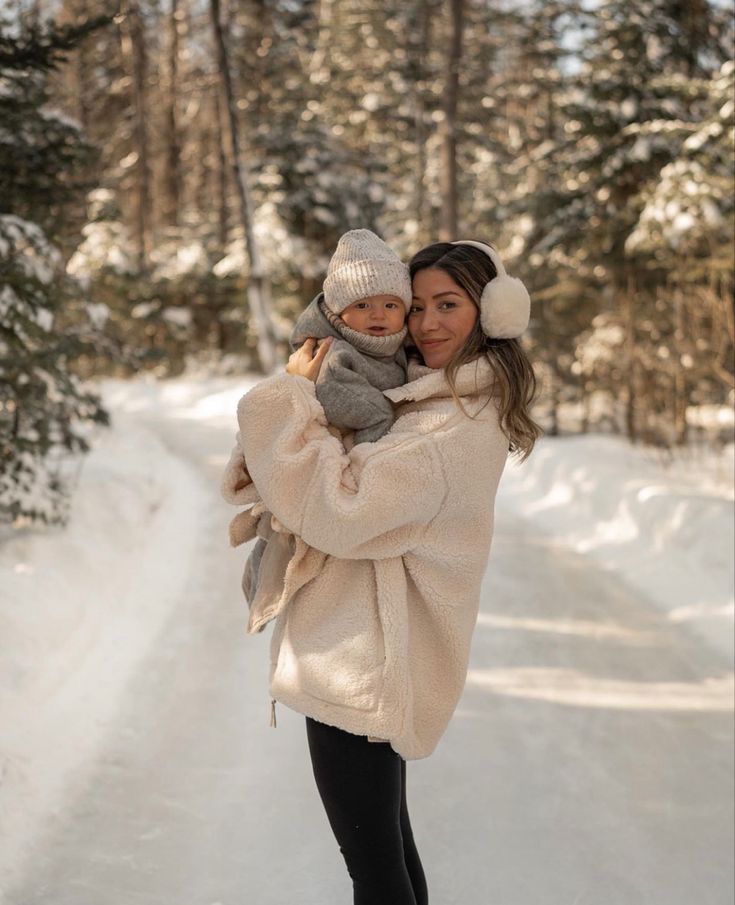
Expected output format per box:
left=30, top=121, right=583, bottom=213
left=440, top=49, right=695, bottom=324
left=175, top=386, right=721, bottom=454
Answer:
left=450, top=240, right=530, bottom=339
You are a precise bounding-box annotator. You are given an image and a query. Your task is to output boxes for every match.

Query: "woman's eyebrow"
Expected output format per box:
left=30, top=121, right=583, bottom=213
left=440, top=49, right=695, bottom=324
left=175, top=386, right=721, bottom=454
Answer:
left=410, top=291, right=463, bottom=301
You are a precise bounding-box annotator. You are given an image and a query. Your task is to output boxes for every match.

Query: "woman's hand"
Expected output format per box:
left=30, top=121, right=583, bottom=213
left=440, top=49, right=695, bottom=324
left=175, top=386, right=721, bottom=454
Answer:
left=285, top=337, right=333, bottom=382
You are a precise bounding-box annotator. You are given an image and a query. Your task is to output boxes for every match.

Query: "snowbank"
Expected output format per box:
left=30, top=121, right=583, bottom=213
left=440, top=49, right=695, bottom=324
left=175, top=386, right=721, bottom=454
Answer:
left=498, top=435, right=734, bottom=661
left=0, top=397, right=211, bottom=893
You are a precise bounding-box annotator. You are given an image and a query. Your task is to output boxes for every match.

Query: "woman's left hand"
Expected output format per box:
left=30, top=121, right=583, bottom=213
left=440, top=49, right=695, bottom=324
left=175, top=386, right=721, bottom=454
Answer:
left=285, top=337, right=333, bottom=382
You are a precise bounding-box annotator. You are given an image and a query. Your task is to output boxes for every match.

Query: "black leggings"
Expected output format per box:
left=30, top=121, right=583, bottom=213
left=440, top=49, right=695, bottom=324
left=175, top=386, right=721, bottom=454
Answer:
left=305, top=716, right=429, bottom=905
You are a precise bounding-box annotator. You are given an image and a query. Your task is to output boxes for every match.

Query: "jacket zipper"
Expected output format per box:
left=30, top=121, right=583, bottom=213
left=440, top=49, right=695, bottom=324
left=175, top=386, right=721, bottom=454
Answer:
left=270, top=697, right=277, bottom=728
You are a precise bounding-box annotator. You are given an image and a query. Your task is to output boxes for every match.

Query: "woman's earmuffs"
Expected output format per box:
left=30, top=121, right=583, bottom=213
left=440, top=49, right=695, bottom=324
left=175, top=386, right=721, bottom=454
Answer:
left=450, top=240, right=531, bottom=339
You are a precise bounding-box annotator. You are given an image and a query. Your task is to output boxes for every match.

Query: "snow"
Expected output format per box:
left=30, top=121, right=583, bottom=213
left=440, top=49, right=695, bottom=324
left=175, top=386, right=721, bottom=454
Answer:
left=38, top=108, right=82, bottom=133
left=161, top=306, right=193, bottom=328
left=687, top=403, right=735, bottom=430
left=131, top=301, right=159, bottom=319
left=84, top=302, right=110, bottom=329
left=0, top=215, right=61, bottom=285
left=150, top=240, right=210, bottom=282
left=498, top=435, right=734, bottom=660
left=620, top=97, right=638, bottom=120
left=34, top=309, right=53, bottom=331
left=628, top=135, right=652, bottom=161
left=626, top=151, right=731, bottom=251
left=0, top=285, right=22, bottom=319
left=66, top=221, right=137, bottom=279
left=0, top=445, right=68, bottom=526
left=213, top=202, right=324, bottom=281
left=0, top=380, right=220, bottom=892
left=574, top=312, right=624, bottom=372
left=0, top=373, right=732, bottom=895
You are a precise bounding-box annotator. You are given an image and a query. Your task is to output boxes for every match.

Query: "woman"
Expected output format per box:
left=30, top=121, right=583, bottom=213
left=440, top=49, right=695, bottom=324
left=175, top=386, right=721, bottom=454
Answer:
left=222, top=240, right=542, bottom=904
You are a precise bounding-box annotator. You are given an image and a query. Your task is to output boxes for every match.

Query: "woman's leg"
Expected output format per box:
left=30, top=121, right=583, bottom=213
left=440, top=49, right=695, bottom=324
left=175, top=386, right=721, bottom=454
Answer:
left=399, top=758, right=429, bottom=905
left=305, top=716, right=428, bottom=905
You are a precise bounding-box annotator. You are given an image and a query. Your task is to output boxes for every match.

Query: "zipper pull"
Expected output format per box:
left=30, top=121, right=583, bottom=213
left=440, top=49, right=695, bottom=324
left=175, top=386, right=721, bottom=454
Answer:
left=270, top=698, right=277, bottom=728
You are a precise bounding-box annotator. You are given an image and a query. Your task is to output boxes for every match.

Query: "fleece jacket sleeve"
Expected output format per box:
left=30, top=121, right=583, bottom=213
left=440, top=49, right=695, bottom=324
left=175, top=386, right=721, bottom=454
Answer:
left=315, top=347, right=396, bottom=444
left=220, top=430, right=263, bottom=508
left=237, top=373, right=448, bottom=560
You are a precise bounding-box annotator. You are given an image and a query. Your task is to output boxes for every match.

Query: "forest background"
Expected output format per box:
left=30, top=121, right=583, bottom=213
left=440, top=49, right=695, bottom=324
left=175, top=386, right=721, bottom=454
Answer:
left=1, top=0, right=733, bottom=527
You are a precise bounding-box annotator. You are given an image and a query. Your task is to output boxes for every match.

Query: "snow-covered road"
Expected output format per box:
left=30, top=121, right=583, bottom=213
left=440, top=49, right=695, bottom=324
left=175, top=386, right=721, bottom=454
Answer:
left=3, top=382, right=733, bottom=905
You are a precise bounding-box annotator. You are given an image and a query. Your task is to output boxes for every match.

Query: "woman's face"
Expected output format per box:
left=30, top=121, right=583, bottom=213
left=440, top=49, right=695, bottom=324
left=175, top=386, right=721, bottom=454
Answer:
left=408, top=267, right=479, bottom=369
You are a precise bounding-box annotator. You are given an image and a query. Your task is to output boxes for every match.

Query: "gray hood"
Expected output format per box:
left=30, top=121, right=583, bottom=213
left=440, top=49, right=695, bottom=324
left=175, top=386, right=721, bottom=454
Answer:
left=290, top=293, right=342, bottom=349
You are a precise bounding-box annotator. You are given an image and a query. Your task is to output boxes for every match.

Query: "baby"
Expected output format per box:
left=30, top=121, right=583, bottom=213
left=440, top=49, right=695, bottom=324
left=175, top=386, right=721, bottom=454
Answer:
left=291, top=227, right=411, bottom=444
left=239, top=228, right=412, bottom=631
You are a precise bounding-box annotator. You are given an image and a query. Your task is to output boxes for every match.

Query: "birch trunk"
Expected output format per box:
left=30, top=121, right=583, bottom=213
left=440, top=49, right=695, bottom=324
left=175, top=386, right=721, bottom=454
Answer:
left=439, top=0, right=463, bottom=241
left=622, top=275, right=638, bottom=443
left=412, top=0, right=431, bottom=243
left=214, top=87, right=229, bottom=255
left=209, top=0, right=280, bottom=373
left=164, top=0, right=182, bottom=228
left=72, top=0, right=90, bottom=132
left=120, top=0, right=153, bottom=271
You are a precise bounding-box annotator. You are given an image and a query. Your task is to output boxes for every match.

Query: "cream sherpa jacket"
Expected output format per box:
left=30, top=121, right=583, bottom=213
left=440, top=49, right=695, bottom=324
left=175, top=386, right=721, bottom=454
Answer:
left=221, top=357, right=509, bottom=760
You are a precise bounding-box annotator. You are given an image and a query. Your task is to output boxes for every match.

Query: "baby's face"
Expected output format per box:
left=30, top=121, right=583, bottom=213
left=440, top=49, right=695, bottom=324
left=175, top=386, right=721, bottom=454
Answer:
left=340, top=295, right=406, bottom=336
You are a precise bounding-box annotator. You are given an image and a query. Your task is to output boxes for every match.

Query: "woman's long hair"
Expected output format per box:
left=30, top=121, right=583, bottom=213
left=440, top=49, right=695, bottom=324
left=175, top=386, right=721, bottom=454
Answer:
left=408, top=242, right=543, bottom=462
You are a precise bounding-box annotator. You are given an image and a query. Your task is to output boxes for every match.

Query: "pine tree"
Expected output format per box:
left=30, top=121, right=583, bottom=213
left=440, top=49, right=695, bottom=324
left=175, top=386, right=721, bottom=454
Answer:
left=625, top=59, right=735, bottom=442
left=515, top=0, right=732, bottom=443
left=0, top=12, right=111, bottom=527
left=238, top=0, right=388, bottom=277
left=463, top=0, right=586, bottom=434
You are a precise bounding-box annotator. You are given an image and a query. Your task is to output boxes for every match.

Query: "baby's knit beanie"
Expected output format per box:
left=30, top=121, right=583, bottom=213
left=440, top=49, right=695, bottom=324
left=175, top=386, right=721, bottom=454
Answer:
left=323, top=229, right=412, bottom=314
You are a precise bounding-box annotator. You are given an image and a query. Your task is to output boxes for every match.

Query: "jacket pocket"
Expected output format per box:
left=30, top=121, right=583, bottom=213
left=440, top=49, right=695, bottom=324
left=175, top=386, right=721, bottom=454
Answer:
left=270, top=561, right=385, bottom=711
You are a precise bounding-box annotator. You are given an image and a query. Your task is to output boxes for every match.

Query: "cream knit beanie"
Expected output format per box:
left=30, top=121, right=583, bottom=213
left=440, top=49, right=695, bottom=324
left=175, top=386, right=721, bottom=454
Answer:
left=323, top=229, right=412, bottom=314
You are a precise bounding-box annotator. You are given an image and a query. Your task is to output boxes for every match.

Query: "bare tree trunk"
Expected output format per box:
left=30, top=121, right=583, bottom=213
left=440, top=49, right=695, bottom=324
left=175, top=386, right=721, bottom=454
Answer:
left=164, top=0, right=182, bottom=228
left=711, top=278, right=735, bottom=390
left=309, top=0, right=333, bottom=81
left=672, top=287, right=688, bottom=446
left=209, top=0, right=279, bottom=373
left=548, top=374, right=560, bottom=436
left=214, top=87, right=229, bottom=254
left=120, top=0, right=153, bottom=271
left=621, top=276, right=638, bottom=443
left=210, top=79, right=229, bottom=354
left=72, top=0, right=90, bottom=132
left=581, top=384, right=591, bottom=434
left=412, top=0, right=431, bottom=243
left=439, top=0, right=463, bottom=241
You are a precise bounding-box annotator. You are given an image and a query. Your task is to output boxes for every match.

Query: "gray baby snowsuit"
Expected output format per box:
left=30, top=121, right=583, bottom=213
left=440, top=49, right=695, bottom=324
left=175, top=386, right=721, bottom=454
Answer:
left=290, top=291, right=408, bottom=444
